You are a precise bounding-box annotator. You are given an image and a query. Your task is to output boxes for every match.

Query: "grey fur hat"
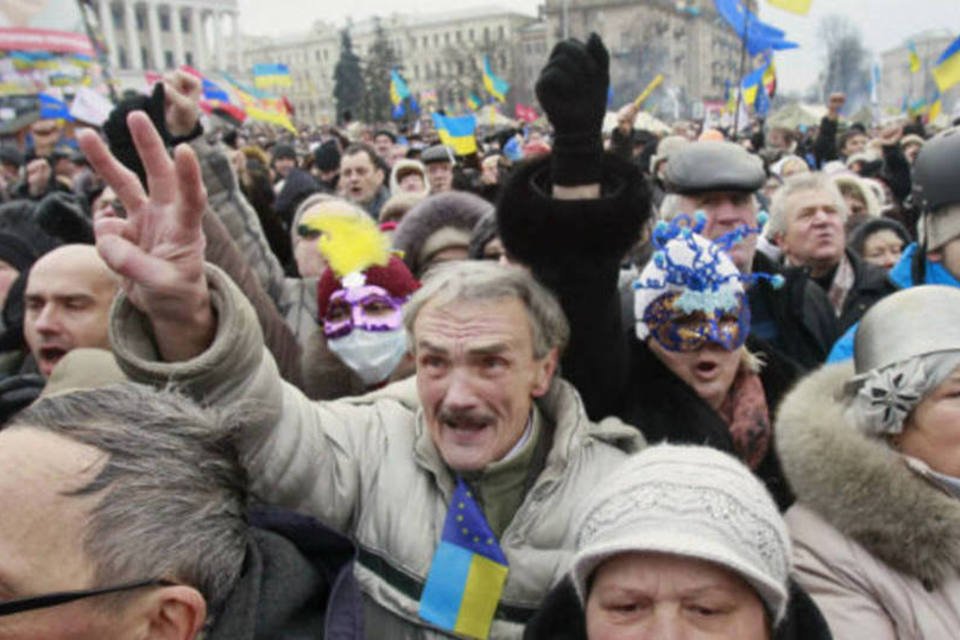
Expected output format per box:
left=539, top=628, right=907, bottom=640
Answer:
left=393, top=191, right=493, bottom=276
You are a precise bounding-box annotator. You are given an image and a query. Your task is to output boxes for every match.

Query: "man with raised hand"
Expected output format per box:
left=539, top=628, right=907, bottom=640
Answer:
left=78, top=73, right=642, bottom=638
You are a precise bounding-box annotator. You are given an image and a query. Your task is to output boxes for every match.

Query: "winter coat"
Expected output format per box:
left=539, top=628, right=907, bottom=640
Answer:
left=201, top=212, right=302, bottom=388
left=190, top=136, right=323, bottom=348
left=107, top=264, right=645, bottom=639
left=748, top=251, right=840, bottom=371
left=209, top=506, right=363, bottom=639
left=835, top=248, right=898, bottom=332
left=497, top=153, right=799, bottom=510
left=776, top=363, right=960, bottom=640
left=523, top=575, right=833, bottom=640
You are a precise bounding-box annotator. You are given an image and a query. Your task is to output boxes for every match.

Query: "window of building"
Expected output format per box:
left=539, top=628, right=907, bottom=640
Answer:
left=433, top=34, right=439, bottom=46
left=423, top=36, right=429, bottom=48
left=498, top=26, right=505, bottom=40
left=111, top=5, right=123, bottom=30
left=457, top=60, right=463, bottom=74
left=181, top=13, right=190, bottom=33
left=414, top=64, right=419, bottom=79
left=160, top=11, right=170, bottom=32
left=456, top=30, right=462, bottom=42
left=484, top=26, right=490, bottom=43
left=164, top=50, right=174, bottom=68
left=185, top=51, right=194, bottom=66
left=141, top=46, right=148, bottom=67
left=425, top=66, right=432, bottom=79
left=444, top=32, right=450, bottom=44
left=118, top=46, right=127, bottom=69
left=469, top=28, right=474, bottom=41
left=136, top=10, right=145, bottom=31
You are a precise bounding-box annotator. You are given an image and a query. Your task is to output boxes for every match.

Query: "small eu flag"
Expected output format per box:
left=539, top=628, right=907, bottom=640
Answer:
left=419, top=478, right=509, bottom=639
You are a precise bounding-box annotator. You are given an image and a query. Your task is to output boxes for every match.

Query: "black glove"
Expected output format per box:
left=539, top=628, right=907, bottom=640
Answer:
left=102, top=83, right=202, bottom=188
left=34, top=192, right=93, bottom=244
left=535, top=33, right=609, bottom=186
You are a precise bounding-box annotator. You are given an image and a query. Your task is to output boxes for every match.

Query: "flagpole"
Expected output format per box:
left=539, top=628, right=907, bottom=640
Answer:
left=733, top=9, right=751, bottom=134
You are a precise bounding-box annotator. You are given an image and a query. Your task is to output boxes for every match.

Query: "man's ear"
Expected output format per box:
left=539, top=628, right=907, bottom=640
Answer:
left=928, top=249, right=943, bottom=263
left=531, top=347, right=559, bottom=398
left=143, top=585, right=207, bottom=640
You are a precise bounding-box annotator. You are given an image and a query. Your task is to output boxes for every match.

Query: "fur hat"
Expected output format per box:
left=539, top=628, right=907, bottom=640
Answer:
left=570, top=444, right=792, bottom=623
left=313, top=140, right=341, bottom=172
left=316, top=255, right=420, bottom=318
left=389, top=159, right=429, bottom=196
left=393, top=191, right=492, bottom=276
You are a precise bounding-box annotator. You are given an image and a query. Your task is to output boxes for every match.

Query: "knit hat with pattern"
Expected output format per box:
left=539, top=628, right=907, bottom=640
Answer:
left=570, top=444, right=792, bottom=623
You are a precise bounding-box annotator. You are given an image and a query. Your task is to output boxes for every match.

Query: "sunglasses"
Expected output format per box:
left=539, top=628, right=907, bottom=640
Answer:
left=0, top=578, right=176, bottom=617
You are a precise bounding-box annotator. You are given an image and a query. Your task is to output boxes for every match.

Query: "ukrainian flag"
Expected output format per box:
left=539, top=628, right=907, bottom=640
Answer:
left=431, top=113, right=478, bottom=156
left=390, top=69, right=411, bottom=105
left=420, top=478, right=509, bottom=639
left=253, top=63, right=292, bottom=89
left=740, top=62, right=768, bottom=106
left=467, top=93, right=483, bottom=111
left=482, top=56, right=510, bottom=103
left=932, top=34, right=960, bottom=93
left=907, top=41, right=922, bottom=73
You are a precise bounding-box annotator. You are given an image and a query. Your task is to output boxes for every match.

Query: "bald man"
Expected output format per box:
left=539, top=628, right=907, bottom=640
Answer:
left=23, top=245, right=119, bottom=377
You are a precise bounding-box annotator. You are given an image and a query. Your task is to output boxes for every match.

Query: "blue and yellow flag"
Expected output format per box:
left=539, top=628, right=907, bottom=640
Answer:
left=420, top=478, right=509, bottom=639
left=740, top=61, right=769, bottom=106
left=907, top=41, right=922, bottom=74
left=482, top=56, right=510, bottom=103
left=932, top=34, right=960, bottom=93
left=431, top=113, right=478, bottom=156
left=390, top=68, right=411, bottom=105
left=253, top=63, right=292, bottom=89
left=39, top=92, right=72, bottom=120
left=467, top=93, right=483, bottom=111
left=929, top=88, right=943, bottom=123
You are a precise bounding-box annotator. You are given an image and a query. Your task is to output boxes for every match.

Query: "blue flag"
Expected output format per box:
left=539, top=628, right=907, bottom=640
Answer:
left=714, top=0, right=798, bottom=56
left=39, top=92, right=72, bottom=120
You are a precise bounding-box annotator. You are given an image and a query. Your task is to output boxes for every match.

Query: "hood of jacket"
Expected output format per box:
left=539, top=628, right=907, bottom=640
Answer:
left=775, top=362, right=960, bottom=586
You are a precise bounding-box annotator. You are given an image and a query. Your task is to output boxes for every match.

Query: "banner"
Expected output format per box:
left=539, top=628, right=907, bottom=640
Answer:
left=0, top=0, right=100, bottom=96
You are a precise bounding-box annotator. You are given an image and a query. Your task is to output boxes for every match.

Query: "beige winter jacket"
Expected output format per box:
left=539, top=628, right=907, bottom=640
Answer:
left=776, top=363, right=960, bottom=640
left=108, top=265, right=645, bottom=639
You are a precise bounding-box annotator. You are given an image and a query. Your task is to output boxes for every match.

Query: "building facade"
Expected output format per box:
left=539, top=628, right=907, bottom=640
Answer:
left=881, top=30, right=959, bottom=119
left=90, top=0, right=241, bottom=89
left=240, top=6, right=540, bottom=124
left=541, top=0, right=748, bottom=114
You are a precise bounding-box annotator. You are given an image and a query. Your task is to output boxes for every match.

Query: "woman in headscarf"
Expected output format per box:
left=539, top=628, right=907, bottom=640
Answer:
left=776, top=285, right=960, bottom=638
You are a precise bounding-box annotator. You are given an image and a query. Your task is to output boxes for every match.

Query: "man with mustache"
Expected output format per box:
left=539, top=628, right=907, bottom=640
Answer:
left=77, top=36, right=644, bottom=637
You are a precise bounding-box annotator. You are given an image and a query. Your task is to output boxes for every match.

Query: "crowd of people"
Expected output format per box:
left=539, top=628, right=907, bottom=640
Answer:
left=1, top=32, right=960, bottom=639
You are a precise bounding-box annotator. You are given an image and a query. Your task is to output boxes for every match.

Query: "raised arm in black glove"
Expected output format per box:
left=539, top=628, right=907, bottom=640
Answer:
left=535, top=33, right=609, bottom=186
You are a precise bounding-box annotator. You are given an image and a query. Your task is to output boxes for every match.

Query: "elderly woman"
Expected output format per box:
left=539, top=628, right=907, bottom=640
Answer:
left=776, top=285, right=960, bottom=638
left=524, top=444, right=831, bottom=639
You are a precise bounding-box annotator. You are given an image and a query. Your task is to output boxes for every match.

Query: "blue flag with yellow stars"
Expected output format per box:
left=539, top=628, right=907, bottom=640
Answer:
left=419, top=477, right=509, bottom=639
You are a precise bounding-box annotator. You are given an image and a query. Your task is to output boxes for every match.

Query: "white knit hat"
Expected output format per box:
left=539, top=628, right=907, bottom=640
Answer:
left=570, top=444, right=792, bottom=623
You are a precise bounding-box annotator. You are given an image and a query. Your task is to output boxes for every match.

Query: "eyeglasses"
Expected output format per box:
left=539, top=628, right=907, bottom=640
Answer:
left=296, top=224, right=322, bottom=240
left=0, top=578, right=177, bottom=617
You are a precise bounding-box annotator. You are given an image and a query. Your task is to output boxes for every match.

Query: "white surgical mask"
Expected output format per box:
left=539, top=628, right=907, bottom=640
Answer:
left=327, top=328, right=408, bottom=387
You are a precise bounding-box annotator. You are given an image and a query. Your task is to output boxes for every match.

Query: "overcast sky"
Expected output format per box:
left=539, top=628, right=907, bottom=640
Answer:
left=238, top=1, right=960, bottom=94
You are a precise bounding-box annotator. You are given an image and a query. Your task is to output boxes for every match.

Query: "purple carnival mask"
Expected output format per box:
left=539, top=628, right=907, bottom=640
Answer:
left=643, top=290, right=750, bottom=352
left=323, top=284, right=408, bottom=338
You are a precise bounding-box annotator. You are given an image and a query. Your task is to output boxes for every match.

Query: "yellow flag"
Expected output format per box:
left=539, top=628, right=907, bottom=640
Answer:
left=633, top=75, right=664, bottom=109
left=767, top=0, right=812, bottom=15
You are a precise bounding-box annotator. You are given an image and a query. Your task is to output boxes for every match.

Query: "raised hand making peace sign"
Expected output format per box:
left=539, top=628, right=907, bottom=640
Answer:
left=78, top=110, right=215, bottom=362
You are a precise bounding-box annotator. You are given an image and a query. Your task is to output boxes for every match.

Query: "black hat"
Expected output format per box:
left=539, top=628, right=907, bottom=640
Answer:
left=272, top=144, right=297, bottom=161
left=0, top=231, right=36, bottom=272
left=374, top=129, right=397, bottom=143
left=0, top=146, right=23, bottom=167
left=664, top=141, right=765, bottom=195
left=313, top=140, right=341, bottom=172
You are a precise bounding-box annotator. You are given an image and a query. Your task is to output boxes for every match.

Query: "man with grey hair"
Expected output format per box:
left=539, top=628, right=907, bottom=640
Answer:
left=768, top=172, right=896, bottom=332
left=659, top=142, right=839, bottom=369
left=77, top=111, right=642, bottom=637
left=0, top=383, right=360, bottom=638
